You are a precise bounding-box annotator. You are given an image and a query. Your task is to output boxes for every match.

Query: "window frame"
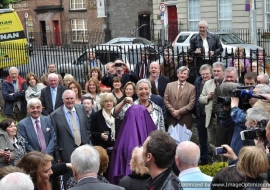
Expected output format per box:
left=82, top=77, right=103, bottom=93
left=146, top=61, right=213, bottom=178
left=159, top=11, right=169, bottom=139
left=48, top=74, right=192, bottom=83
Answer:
left=71, top=19, right=88, bottom=42
left=70, top=0, right=86, bottom=10
left=218, top=0, right=232, bottom=31
left=188, top=0, right=201, bottom=31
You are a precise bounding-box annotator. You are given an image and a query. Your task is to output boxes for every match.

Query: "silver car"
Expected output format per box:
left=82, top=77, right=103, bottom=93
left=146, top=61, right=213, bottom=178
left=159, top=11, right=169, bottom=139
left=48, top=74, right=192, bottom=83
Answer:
left=172, top=31, right=263, bottom=58
left=103, top=37, right=154, bottom=46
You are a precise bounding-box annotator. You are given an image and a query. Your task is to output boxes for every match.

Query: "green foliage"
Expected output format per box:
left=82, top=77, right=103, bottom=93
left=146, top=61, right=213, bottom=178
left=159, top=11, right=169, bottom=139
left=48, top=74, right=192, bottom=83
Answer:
left=199, top=162, right=228, bottom=177
left=2, top=0, right=22, bottom=5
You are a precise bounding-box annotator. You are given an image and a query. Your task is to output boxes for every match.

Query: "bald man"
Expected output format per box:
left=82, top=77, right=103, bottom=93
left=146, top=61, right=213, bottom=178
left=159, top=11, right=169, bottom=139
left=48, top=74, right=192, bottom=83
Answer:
left=149, top=62, right=170, bottom=97
left=175, top=141, right=212, bottom=189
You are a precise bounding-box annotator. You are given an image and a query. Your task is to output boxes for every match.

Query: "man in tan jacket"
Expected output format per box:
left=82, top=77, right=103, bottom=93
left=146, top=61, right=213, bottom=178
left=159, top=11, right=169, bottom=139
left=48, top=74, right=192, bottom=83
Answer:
left=164, top=66, right=195, bottom=129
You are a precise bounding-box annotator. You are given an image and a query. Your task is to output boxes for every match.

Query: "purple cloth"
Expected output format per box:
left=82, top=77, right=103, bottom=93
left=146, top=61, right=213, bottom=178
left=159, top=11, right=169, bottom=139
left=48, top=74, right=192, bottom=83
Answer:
left=228, top=58, right=250, bottom=71
left=108, top=105, right=156, bottom=184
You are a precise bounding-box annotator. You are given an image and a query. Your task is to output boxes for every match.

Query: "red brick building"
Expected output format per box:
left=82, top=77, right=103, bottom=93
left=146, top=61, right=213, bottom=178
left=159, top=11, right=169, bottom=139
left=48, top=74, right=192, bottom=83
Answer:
left=11, top=0, right=104, bottom=45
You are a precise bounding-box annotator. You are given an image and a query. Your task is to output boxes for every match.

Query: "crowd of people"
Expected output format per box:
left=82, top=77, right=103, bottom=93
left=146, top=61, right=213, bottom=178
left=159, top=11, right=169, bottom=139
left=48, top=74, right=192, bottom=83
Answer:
left=1, top=19, right=270, bottom=190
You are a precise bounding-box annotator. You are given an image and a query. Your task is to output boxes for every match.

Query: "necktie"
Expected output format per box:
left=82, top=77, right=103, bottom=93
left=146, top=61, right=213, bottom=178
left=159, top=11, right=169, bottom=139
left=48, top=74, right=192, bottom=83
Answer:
left=35, top=120, right=46, bottom=152
left=13, top=81, right=18, bottom=92
left=51, top=88, right=56, bottom=110
left=178, top=83, right=183, bottom=98
left=69, top=111, right=81, bottom=146
left=139, top=62, right=145, bottom=79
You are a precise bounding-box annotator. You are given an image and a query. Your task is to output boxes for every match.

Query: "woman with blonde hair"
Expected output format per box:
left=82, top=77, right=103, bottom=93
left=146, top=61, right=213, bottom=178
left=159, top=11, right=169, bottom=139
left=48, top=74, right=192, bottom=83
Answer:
left=118, top=146, right=150, bottom=190
left=84, top=77, right=102, bottom=111
left=237, top=146, right=268, bottom=189
left=233, top=60, right=245, bottom=83
left=228, top=46, right=250, bottom=72
left=91, top=93, right=121, bottom=151
left=249, top=61, right=265, bottom=75
left=63, top=74, right=74, bottom=87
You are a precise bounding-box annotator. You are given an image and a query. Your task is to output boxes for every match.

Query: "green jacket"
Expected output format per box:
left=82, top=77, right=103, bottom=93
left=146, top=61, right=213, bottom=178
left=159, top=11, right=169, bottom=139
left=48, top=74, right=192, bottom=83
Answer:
left=0, top=128, right=15, bottom=167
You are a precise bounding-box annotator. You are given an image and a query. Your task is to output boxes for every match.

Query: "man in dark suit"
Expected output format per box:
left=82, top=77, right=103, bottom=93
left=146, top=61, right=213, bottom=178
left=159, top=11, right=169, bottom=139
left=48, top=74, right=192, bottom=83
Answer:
left=164, top=66, right=196, bottom=129
left=135, top=49, right=150, bottom=79
left=50, top=89, right=90, bottom=186
left=40, top=73, right=67, bottom=116
left=149, top=62, right=170, bottom=97
left=50, top=90, right=90, bottom=163
left=69, top=145, right=124, bottom=190
left=18, top=98, right=56, bottom=156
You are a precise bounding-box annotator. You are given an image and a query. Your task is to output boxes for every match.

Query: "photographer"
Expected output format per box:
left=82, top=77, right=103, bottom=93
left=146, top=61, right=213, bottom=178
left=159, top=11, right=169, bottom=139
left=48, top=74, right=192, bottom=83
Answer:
left=222, top=83, right=270, bottom=156
left=232, top=106, right=269, bottom=156
left=213, top=67, right=239, bottom=154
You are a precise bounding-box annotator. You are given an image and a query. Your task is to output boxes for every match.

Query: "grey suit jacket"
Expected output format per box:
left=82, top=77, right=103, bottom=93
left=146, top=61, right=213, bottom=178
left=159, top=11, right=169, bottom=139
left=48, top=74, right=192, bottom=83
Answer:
left=18, top=115, right=57, bottom=155
left=50, top=104, right=90, bottom=163
left=68, top=177, right=124, bottom=190
left=40, top=85, right=67, bottom=116
left=199, top=79, right=217, bottom=128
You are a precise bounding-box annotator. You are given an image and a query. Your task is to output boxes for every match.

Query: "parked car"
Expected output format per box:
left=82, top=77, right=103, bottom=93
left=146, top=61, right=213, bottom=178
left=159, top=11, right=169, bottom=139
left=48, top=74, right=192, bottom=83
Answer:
left=58, top=45, right=162, bottom=87
left=172, top=31, right=263, bottom=58
left=102, top=37, right=155, bottom=46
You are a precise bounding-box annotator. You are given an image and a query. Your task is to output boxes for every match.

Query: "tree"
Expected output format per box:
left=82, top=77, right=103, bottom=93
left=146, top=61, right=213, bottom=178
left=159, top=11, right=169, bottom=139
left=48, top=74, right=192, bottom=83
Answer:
left=1, top=0, right=22, bottom=8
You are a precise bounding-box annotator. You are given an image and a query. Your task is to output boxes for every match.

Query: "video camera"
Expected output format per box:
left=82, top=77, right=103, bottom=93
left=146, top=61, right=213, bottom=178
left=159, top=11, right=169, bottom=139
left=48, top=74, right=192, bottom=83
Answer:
left=240, top=120, right=269, bottom=140
left=218, top=86, right=266, bottom=110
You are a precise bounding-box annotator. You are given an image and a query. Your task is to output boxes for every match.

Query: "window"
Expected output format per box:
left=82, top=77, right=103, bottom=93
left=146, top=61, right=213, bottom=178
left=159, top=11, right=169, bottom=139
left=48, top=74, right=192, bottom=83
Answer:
left=70, top=0, right=86, bottom=10
left=188, top=0, right=200, bottom=31
left=71, top=19, right=88, bottom=42
left=266, top=0, right=270, bottom=29
left=219, top=0, right=232, bottom=31
left=28, top=14, right=34, bottom=39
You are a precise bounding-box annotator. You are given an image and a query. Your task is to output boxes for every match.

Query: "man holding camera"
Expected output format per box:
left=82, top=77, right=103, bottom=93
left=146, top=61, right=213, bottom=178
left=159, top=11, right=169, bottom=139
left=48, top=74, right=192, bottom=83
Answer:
left=220, top=106, right=270, bottom=166
left=102, top=59, right=138, bottom=89
left=212, top=67, right=239, bottom=153
left=199, top=62, right=225, bottom=159
left=220, top=83, right=270, bottom=158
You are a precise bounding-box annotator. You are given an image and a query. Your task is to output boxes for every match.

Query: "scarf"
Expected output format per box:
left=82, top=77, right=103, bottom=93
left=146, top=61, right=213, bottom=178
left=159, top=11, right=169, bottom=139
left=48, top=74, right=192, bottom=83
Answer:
left=102, top=108, right=115, bottom=141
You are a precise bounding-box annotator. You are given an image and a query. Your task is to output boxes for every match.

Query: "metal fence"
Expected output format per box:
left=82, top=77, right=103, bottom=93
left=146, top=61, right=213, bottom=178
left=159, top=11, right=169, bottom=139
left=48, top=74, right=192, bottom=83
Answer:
left=0, top=44, right=268, bottom=89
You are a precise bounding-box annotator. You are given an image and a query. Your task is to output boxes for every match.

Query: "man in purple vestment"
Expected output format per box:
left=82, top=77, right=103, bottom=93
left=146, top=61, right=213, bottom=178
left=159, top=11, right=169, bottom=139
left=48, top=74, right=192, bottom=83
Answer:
left=108, top=105, right=156, bottom=184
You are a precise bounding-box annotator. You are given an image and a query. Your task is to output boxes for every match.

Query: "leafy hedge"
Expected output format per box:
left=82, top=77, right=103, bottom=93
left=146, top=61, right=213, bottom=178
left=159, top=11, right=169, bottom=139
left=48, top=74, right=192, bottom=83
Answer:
left=199, top=162, right=228, bottom=177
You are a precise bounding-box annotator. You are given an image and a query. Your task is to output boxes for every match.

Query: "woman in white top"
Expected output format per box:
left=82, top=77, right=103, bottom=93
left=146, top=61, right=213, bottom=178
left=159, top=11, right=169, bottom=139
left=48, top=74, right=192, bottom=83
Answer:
left=25, top=72, right=46, bottom=102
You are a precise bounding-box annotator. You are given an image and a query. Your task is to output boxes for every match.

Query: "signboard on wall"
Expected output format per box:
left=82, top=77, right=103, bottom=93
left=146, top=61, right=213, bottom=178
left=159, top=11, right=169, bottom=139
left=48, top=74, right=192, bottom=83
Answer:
left=97, top=0, right=106, bottom=18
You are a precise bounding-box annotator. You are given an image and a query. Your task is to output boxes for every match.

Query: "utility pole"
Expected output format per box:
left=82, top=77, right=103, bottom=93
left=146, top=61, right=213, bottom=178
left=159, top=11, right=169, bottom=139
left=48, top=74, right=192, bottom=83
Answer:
left=250, top=0, right=258, bottom=45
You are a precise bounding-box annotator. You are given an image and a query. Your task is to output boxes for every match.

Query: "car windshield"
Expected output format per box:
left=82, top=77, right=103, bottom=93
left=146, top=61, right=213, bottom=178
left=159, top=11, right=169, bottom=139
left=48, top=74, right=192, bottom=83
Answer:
left=176, top=34, right=190, bottom=43
left=132, top=38, right=152, bottom=45
left=217, top=33, right=245, bottom=44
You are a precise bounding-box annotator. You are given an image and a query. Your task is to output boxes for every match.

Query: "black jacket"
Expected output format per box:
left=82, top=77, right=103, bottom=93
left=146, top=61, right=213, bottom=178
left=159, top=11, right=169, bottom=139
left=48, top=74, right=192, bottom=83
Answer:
left=146, top=168, right=182, bottom=190
left=102, top=71, right=138, bottom=89
left=188, top=32, right=223, bottom=65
